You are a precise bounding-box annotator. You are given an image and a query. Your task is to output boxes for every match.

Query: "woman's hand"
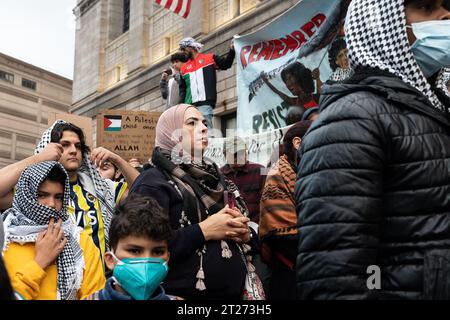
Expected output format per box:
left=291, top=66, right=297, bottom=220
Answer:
left=221, top=205, right=252, bottom=242
left=34, top=218, right=67, bottom=269
left=199, top=206, right=250, bottom=242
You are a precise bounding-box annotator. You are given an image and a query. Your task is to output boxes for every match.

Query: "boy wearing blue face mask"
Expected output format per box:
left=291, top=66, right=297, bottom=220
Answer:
left=83, top=194, right=173, bottom=300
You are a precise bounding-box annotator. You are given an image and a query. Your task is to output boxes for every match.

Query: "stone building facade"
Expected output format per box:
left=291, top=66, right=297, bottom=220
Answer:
left=0, top=53, right=72, bottom=168
left=71, top=0, right=299, bottom=139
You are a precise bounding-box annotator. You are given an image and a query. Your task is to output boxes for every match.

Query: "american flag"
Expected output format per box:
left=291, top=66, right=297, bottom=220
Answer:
left=155, top=0, right=192, bottom=19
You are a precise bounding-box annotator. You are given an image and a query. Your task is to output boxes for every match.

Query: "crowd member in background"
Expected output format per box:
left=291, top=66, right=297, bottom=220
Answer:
left=160, top=52, right=189, bottom=110
left=295, top=0, right=450, bottom=299
left=131, top=104, right=263, bottom=300
left=98, top=161, right=120, bottom=181
left=2, top=161, right=105, bottom=300
left=327, top=37, right=353, bottom=83
left=84, top=195, right=174, bottom=300
left=179, top=37, right=236, bottom=133
left=259, top=121, right=311, bottom=300
left=0, top=121, right=139, bottom=261
left=220, top=137, right=270, bottom=294
left=99, top=158, right=143, bottom=181
left=0, top=219, right=14, bottom=300
left=221, top=137, right=266, bottom=224
left=301, top=106, right=320, bottom=121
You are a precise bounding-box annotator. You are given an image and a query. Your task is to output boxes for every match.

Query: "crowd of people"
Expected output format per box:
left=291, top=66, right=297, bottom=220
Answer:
left=1, top=0, right=450, bottom=301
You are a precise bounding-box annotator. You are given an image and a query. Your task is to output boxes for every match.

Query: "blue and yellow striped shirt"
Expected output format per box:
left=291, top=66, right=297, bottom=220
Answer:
left=68, top=180, right=127, bottom=259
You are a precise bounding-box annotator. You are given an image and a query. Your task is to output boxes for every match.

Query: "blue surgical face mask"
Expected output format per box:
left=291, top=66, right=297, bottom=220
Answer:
left=110, top=253, right=169, bottom=300
left=407, top=20, right=450, bottom=78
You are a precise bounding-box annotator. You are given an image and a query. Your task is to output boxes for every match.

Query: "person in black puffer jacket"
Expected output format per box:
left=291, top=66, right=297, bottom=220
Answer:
left=295, top=0, right=450, bottom=300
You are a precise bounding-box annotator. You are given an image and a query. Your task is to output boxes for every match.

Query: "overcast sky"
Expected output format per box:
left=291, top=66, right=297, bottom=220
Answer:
left=0, top=0, right=77, bottom=79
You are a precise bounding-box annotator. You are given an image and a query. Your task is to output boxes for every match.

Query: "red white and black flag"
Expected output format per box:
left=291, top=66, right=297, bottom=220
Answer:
left=154, top=0, right=192, bottom=19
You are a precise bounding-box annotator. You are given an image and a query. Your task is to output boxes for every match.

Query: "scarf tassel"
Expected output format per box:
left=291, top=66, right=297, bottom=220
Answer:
left=221, top=240, right=233, bottom=258
left=196, top=248, right=207, bottom=291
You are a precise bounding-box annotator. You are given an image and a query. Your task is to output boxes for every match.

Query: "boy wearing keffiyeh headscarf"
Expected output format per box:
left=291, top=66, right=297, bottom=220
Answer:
left=295, top=0, right=450, bottom=300
left=0, top=121, right=140, bottom=260
left=2, top=161, right=105, bottom=300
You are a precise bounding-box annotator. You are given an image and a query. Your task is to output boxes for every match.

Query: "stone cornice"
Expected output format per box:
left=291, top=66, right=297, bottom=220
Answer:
left=74, top=0, right=100, bottom=17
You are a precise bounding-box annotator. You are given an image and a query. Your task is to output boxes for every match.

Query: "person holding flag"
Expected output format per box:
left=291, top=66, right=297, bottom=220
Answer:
left=178, top=37, right=236, bottom=134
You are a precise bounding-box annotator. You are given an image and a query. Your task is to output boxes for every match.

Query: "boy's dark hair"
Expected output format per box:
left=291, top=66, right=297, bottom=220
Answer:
left=45, top=165, right=67, bottom=186
left=171, top=51, right=188, bottom=63
left=286, top=106, right=305, bottom=125
left=281, top=62, right=315, bottom=95
left=328, top=38, right=347, bottom=71
left=109, top=194, right=172, bottom=250
left=51, top=122, right=90, bottom=154
left=283, top=121, right=311, bottom=164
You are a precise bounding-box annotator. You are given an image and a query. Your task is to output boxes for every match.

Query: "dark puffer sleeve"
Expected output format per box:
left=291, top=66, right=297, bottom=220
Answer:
left=295, top=93, right=387, bottom=299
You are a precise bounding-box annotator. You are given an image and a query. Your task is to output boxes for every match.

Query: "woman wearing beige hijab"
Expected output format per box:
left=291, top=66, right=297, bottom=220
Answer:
left=130, top=104, right=263, bottom=300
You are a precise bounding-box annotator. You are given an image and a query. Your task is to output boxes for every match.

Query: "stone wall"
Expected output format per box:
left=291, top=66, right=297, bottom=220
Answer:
left=0, top=53, right=72, bottom=167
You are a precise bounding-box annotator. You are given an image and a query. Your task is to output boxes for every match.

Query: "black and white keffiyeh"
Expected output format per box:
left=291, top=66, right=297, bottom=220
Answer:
left=2, top=161, right=84, bottom=300
left=436, top=67, right=450, bottom=96
left=329, top=67, right=354, bottom=82
left=35, top=120, right=116, bottom=248
left=345, top=0, right=450, bottom=113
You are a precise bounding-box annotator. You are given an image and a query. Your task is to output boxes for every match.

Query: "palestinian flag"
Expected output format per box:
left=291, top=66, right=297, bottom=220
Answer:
left=104, top=115, right=122, bottom=132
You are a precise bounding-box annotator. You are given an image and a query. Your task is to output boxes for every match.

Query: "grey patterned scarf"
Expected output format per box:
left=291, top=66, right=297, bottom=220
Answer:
left=436, top=67, right=450, bottom=97
left=345, top=0, right=450, bottom=113
left=35, top=120, right=115, bottom=249
left=2, top=161, right=84, bottom=300
left=329, top=67, right=354, bottom=83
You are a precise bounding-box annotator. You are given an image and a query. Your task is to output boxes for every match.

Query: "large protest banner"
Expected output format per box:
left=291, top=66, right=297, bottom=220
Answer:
left=97, top=110, right=161, bottom=163
left=234, top=0, right=350, bottom=134
left=47, top=112, right=94, bottom=149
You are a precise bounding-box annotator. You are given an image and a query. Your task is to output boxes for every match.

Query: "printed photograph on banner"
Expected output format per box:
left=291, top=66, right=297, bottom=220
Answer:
left=234, top=0, right=352, bottom=134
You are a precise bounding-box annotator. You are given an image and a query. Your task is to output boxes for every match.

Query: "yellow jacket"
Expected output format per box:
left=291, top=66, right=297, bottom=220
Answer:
left=3, top=231, right=105, bottom=300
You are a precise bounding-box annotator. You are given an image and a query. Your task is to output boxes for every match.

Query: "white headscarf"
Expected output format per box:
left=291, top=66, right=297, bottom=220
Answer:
left=179, top=37, right=204, bottom=51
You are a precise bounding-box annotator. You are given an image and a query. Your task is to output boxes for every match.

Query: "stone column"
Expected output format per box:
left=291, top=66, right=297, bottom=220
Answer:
left=183, top=0, right=209, bottom=39
left=127, top=0, right=151, bottom=74
left=72, top=0, right=108, bottom=103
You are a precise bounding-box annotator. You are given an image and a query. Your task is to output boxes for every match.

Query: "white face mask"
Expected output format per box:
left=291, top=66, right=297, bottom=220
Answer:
left=407, top=20, right=450, bottom=78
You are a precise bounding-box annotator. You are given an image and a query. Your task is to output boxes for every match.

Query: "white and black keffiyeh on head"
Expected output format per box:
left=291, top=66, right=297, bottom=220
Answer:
left=2, top=161, right=84, bottom=300
left=345, top=0, right=450, bottom=113
left=35, top=120, right=116, bottom=248
left=436, top=67, right=450, bottom=96
left=329, top=67, right=354, bottom=82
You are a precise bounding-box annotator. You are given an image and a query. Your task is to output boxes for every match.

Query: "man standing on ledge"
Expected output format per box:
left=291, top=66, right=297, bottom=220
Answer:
left=179, top=37, right=236, bottom=135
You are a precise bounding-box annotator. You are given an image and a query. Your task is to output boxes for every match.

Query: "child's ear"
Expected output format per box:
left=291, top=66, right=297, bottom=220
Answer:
left=165, top=252, right=170, bottom=264
left=104, top=252, right=116, bottom=271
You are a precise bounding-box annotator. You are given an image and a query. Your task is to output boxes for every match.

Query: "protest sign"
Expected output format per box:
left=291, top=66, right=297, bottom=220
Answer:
left=97, top=110, right=161, bottom=163
left=205, top=125, right=292, bottom=171
left=234, top=0, right=350, bottom=133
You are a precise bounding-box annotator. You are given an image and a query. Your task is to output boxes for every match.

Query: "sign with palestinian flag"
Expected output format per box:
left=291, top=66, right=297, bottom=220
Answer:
left=103, top=115, right=122, bottom=132
left=97, top=110, right=162, bottom=163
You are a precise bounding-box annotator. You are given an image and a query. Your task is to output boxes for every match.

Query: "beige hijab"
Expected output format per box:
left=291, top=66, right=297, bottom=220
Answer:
left=155, top=104, right=195, bottom=151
